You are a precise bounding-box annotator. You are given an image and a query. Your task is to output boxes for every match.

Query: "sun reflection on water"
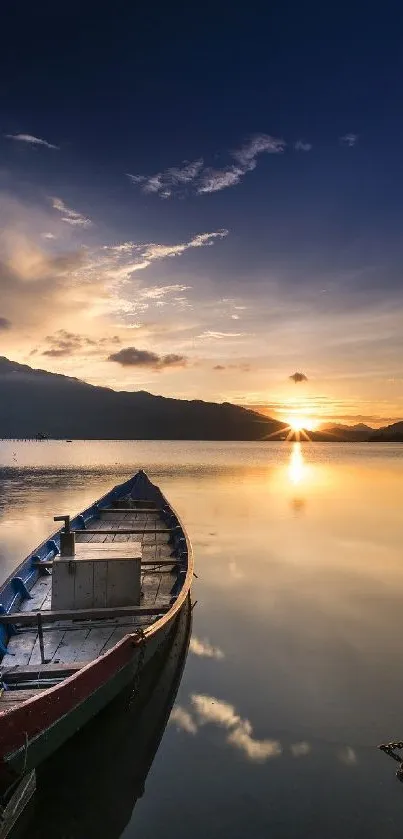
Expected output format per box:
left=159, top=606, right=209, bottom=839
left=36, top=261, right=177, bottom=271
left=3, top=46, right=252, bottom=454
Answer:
left=288, top=442, right=306, bottom=485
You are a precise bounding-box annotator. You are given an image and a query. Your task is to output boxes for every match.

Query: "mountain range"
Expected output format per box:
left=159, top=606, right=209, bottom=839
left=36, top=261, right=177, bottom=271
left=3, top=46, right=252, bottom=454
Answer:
left=0, top=357, right=284, bottom=440
left=0, top=357, right=401, bottom=441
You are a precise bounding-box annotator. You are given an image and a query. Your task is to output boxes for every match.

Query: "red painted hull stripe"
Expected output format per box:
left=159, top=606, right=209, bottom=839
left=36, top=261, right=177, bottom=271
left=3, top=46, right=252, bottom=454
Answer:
left=0, top=634, right=137, bottom=763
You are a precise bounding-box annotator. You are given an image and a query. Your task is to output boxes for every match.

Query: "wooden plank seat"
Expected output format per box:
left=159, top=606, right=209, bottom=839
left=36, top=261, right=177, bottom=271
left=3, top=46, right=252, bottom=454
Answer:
left=0, top=689, right=45, bottom=711
left=118, top=499, right=158, bottom=506
left=0, top=604, right=170, bottom=626
left=2, top=662, right=85, bottom=683
left=76, top=528, right=172, bottom=535
left=99, top=508, right=163, bottom=514
left=32, top=558, right=181, bottom=569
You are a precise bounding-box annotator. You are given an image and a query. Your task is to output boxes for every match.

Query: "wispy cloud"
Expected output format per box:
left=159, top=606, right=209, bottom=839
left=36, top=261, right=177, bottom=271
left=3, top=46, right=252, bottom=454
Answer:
left=231, top=134, right=285, bottom=168
left=140, top=284, right=191, bottom=300
left=127, top=158, right=204, bottom=198
left=197, top=330, right=245, bottom=339
left=51, top=197, right=92, bottom=227
left=213, top=363, right=251, bottom=372
left=294, top=140, right=312, bottom=152
left=33, top=330, right=120, bottom=359
left=42, top=330, right=93, bottom=357
left=0, top=200, right=228, bottom=348
left=197, top=166, right=244, bottom=194
left=5, top=133, right=59, bottom=150
left=100, top=230, right=228, bottom=279
left=198, top=133, right=286, bottom=196
left=189, top=637, right=225, bottom=660
left=340, top=133, right=358, bottom=147
left=128, top=133, right=286, bottom=198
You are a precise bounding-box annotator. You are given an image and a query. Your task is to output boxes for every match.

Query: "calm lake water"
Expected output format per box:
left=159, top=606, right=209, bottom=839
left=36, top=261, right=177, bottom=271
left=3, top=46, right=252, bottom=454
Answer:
left=1, top=440, right=403, bottom=838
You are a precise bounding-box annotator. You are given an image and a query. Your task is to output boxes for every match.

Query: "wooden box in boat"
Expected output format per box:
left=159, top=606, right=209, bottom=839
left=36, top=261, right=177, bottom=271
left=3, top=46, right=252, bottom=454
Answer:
left=0, top=470, right=193, bottom=789
left=51, top=541, right=142, bottom=610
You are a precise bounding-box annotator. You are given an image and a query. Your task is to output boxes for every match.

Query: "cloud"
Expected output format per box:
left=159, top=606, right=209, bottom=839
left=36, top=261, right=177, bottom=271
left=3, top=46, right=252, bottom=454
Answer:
left=42, top=330, right=86, bottom=357
left=197, top=133, right=286, bottom=195
left=290, top=741, right=311, bottom=757
left=0, top=198, right=228, bottom=361
left=51, top=197, right=92, bottom=227
left=108, top=346, right=187, bottom=370
left=42, top=232, right=56, bottom=240
left=140, top=284, right=191, bottom=300
left=198, top=331, right=245, bottom=339
left=129, top=133, right=285, bottom=198
left=294, top=140, right=312, bottom=152
left=35, top=330, right=120, bottom=358
left=191, top=694, right=241, bottom=729
left=340, top=133, right=358, bottom=147
left=231, top=134, right=286, bottom=167
left=190, top=694, right=282, bottom=763
left=227, top=721, right=282, bottom=761
left=212, top=363, right=251, bottom=372
left=189, top=637, right=225, bottom=660
left=0, top=226, right=86, bottom=336
left=101, top=230, right=228, bottom=279
left=0, top=194, right=228, bottom=383
left=197, top=166, right=244, bottom=194
left=170, top=707, right=198, bottom=735
left=5, top=133, right=59, bottom=150
left=127, top=158, right=204, bottom=198
left=289, top=371, right=308, bottom=383
left=0, top=317, right=11, bottom=330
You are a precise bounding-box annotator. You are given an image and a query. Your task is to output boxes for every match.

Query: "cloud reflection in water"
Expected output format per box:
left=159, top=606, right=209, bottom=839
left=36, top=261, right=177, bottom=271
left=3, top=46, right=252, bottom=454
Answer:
left=171, top=694, right=282, bottom=763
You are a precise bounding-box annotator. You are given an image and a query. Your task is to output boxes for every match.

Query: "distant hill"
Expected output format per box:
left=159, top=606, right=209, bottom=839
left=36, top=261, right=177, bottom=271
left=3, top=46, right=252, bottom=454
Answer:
left=312, top=422, right=374, bottom=441
left=368, top=421, right=403, bottom=442
left=0, top=357, right=286, bottom=441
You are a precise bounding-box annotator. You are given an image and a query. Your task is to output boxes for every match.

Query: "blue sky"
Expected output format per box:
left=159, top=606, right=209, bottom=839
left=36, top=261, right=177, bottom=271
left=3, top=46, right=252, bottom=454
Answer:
left=1, top=1, right=403, bottom=424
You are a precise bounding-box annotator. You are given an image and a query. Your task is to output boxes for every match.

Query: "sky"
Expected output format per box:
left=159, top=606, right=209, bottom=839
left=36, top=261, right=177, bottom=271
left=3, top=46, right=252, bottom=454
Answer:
left=1, top=1, right=403, bottom=426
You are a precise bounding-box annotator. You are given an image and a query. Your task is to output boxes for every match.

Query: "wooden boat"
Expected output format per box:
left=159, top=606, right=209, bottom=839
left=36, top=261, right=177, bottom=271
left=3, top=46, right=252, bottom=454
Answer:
left=19, top=593, right=192, bottom=839
left=0, top=470, right=193, bottom=790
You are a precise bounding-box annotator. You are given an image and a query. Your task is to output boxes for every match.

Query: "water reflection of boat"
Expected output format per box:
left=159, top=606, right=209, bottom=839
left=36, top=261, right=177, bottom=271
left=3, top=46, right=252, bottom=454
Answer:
left=14, top=594, right=192, bottom=839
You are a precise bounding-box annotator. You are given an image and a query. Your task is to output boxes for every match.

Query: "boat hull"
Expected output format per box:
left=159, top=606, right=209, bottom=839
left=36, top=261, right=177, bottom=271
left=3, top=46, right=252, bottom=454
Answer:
left=0, top=469, right=193, bottom=790
left=0, top=611, right=177, bottom=786
left=22, top=594, right=192, bottom=839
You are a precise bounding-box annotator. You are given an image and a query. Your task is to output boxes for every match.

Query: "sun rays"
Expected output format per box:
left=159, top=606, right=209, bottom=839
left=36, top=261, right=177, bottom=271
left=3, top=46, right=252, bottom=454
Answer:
left=263, top=414, right=318, bottom=442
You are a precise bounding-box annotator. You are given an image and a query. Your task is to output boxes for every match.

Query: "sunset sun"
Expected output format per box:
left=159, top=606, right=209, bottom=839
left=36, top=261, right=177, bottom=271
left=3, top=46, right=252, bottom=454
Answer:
left=286, top=416, right=317, bottom=433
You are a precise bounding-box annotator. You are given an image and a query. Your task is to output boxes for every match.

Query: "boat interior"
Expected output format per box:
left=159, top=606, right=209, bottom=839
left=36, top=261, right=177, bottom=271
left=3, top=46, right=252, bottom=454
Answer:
left=0, top=472, right=188, bottom=711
